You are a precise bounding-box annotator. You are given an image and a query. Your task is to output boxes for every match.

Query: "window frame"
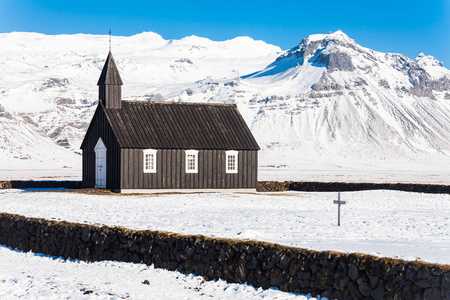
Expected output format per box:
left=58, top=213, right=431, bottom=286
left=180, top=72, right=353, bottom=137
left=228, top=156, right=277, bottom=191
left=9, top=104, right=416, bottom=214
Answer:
left=225, top=150, right=238, bottom=173
left=143, top=149, right=157, bottom=173
left=185, top=150, right=199, bottom=173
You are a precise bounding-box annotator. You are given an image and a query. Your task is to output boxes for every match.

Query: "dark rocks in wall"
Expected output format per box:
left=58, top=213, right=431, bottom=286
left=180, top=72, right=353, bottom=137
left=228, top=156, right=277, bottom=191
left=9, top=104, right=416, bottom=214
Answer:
left=0, top=212, right=449, bottom=299
left=1, top=180, right=448, bottom=195
left=257, top=181, right=450, bottom=194
left=0, top=181, right=82, bottom=189
left=0, top=181, right=12, bottom=189
left=257, top=181, right=290, bottom=192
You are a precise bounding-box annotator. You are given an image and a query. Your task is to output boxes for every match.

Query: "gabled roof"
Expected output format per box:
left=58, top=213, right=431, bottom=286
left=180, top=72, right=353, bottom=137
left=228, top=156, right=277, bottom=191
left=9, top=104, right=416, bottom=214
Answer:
left=102, top=101, right=259, bottom=150
left=97, top=51, right=123, bottom=85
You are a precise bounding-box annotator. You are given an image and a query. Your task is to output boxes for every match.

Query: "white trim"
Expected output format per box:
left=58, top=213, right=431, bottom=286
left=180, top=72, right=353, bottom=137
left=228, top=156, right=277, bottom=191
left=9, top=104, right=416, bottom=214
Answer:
left=94, top=137, right=107, bottom=150
left=225, top=150, right=238, bottom=173
left=143, top=149, right=157, bottom=173
left=94, top=138, right=107, bottom=188
left=113, top=188, right=257, bottom=194
left=185, top=150, right=199, bottom=173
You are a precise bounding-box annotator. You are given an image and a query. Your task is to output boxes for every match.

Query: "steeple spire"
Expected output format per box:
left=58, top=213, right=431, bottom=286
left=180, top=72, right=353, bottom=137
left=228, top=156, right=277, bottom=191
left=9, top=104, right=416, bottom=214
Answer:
left=98, top=51, right=123, bottom=109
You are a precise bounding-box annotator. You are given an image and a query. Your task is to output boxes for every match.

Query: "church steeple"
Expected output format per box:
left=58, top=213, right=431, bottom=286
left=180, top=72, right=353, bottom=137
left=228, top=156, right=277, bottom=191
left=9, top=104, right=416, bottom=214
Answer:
left=98, top=51, right=123, bottom=109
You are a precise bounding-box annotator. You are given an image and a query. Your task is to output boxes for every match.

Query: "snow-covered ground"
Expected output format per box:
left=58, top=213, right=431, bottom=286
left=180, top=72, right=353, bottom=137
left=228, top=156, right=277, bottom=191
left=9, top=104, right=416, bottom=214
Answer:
left=258, top=152, right=450, bottom=184
left=0, top=246, right=319, bottom=300
left=258, top=151, right=450, bottom=184
left=0, top=169, right=81, bottom=181
left=1, top=151, right=450, bottom=184
left=1, top=189, right=448, bottom=264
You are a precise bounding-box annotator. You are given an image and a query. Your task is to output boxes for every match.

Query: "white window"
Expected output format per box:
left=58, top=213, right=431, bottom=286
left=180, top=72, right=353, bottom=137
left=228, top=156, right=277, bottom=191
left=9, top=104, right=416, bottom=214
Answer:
left=185, top=150, right=198, bottom=173
left=226, top=150, right=238, bottom=173
left=143, top=149, right=157, bottom=173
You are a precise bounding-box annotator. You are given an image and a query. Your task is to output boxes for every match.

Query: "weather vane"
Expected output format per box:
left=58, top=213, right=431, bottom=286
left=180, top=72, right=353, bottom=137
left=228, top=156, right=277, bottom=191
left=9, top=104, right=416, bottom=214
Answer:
left=109, top=28, right=112, bottom=51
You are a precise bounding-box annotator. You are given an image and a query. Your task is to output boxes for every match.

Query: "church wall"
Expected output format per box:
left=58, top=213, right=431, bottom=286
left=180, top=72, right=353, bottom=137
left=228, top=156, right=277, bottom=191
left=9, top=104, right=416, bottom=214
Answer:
left=81, top=105, right=121, bottom=189
left=120, top=149, right=258, bottom=190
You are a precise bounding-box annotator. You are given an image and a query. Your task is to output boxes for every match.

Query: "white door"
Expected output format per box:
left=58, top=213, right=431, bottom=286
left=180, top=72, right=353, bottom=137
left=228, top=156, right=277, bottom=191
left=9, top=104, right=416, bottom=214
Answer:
left=94, top=138, right=107, bottom=188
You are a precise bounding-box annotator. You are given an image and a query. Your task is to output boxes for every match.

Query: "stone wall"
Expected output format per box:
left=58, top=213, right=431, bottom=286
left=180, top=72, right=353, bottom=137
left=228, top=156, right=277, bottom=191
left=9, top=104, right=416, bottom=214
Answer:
left=0, top=181, right=12, bottom=189
left=289, top=182, right=450, bottom=194
left=257, top=181, right=290, bottom=192
left=1, top=180, right=448, bottom=195
left=257, top=181, right=450, bottom=194
left=0, top=180, right=82, bottom=189
left=0, top=213, right=448, bottom=299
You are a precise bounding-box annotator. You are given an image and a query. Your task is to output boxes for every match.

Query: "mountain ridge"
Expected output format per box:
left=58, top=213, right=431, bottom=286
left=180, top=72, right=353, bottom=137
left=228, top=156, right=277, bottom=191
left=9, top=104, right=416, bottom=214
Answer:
left=0, top=30, right=449, bottom=173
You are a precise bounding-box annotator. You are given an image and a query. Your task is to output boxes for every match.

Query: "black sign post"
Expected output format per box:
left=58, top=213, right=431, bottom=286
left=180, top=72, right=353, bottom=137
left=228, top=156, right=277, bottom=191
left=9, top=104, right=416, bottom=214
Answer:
left=333, top=192, right=346, bottom=226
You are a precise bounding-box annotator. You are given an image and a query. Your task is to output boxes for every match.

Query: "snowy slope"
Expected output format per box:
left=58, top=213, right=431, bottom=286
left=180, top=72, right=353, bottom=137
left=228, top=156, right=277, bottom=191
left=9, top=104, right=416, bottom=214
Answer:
left=0, top=32, right=281, bottom=171
left=0, top=30, right=449, bottom=176
left=1, top=189, right=449, bottom=264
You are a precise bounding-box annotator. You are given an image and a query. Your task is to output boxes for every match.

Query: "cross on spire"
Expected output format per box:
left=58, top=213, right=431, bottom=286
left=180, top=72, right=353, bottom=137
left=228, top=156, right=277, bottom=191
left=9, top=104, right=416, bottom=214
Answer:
left=109, top=28, right=112, bottom=51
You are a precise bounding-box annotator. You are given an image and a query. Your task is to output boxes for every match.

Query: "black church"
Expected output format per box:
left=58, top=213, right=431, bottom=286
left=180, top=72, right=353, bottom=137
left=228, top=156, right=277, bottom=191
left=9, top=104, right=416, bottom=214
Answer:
left=80, top=52, right=259, bottom=192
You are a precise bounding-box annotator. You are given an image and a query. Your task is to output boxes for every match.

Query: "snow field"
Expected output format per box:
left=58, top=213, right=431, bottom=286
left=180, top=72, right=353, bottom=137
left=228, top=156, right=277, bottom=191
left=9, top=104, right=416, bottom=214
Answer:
left=258, top=151, right=450, bottom=184
left=0, top=189, right=448, bottom=264
left=0, top=246, right=319, bottom=300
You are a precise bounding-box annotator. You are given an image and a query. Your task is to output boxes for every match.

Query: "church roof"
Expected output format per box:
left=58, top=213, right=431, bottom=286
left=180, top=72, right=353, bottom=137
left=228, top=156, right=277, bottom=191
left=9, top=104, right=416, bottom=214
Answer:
left=102, top=101, right=260, bottom=150
left=97, top=51, right=123, bottom=85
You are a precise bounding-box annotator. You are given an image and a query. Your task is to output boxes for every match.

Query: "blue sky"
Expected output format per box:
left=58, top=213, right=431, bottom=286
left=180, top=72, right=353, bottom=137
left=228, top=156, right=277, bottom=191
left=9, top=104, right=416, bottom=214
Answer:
left=1, top=0, right=449, bottom=64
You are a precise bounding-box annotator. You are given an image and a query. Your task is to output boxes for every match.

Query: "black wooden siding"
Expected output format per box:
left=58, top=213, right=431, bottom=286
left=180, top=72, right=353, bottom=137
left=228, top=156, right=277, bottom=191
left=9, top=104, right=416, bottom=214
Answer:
left=120, top=149, right=257, bottom=190
left=99, top=85, right=121, bottom=109
left=82, top=51, right=259, bottom=191
left=97, top=51, right=123, bottom=109
left=81, top=105, right=121, bottom=189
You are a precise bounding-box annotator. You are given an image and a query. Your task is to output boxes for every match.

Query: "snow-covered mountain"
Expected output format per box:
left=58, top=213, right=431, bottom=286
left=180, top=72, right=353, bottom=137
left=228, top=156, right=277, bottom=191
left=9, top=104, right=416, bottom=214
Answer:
left=0, top=30, right=449, bottom=174
left=0, top=32, right=281, bottom=170
left=157, top=31, right=450, bottom=160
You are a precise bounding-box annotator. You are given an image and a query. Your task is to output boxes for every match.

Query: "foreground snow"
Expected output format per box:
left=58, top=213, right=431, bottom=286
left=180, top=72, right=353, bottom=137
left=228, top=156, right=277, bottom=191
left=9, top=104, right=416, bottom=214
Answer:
left=0, top=189, right=449, bottom=264
left=0, top=246, right=318, bottom=300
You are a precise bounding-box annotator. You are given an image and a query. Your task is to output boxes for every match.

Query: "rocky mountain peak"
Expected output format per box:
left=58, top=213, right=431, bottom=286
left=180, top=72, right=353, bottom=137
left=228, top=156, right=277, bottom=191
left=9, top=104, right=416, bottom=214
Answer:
left=271, top=30, right=359, bottom=73
left=305, top=29, right=354, bottom=44
left=416, top=53, right=444, bottom=68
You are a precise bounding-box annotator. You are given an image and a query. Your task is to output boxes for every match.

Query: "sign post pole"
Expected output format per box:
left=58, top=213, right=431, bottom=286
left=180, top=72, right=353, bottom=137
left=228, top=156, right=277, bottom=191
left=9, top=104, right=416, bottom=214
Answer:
left=333, top=192, right=347, bottom=226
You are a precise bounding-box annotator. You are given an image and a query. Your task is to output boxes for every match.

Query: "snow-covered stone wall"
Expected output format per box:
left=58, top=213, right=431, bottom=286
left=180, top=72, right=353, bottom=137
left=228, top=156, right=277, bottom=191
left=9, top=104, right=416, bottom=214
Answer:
left=1, top=213, right=448, bottom=299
